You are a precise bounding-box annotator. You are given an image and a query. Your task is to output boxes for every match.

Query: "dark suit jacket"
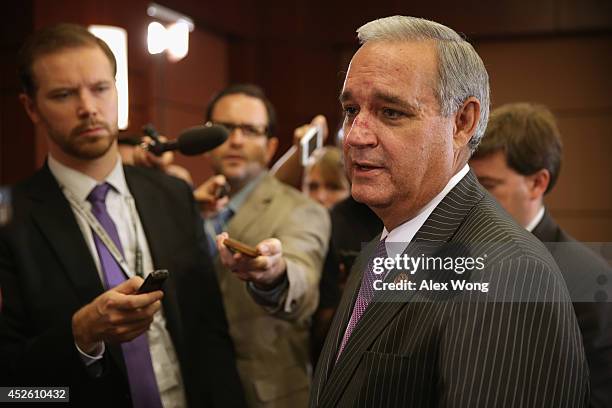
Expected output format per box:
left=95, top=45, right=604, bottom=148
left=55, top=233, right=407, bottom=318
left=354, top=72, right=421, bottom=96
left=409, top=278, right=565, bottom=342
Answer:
left=312, top=197, right=383, bottom=364
left=329, top=196, right=383, bottom=278
left=532, top=211, right=612, bottom=408
left=0, top=164, right=246, bottom=407
left=310, top=171, right=589, bottom=408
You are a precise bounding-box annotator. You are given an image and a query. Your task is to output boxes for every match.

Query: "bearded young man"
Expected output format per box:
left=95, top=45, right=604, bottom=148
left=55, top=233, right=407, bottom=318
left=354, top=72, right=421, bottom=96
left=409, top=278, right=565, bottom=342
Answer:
left=0, top=23, right=245, bottom=408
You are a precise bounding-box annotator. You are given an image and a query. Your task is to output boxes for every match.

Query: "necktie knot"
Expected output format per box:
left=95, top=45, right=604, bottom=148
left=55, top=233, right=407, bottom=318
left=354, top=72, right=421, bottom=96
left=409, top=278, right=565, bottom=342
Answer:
left=87, top=183, right=112, bottom=205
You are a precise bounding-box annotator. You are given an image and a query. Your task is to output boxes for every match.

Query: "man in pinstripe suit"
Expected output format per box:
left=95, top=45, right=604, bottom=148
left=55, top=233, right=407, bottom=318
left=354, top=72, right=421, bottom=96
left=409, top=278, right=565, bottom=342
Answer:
left=310, top=16, right=589, bottom=407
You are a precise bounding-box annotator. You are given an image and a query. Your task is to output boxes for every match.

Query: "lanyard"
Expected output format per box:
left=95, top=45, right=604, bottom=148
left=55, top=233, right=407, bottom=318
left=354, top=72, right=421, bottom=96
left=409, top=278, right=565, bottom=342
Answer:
left=63, top=187, right=144, bottom=278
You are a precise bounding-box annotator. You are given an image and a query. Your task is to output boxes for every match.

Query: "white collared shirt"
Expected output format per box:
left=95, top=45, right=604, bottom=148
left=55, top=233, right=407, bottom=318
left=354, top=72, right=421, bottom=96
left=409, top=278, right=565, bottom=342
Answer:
left=525, top=206, right=545, bottom=233
left=48, top=155, right=148, bottom=281
left=48, top=154, right=186, bottom=408
left=382, top=164, right=470, bottom=258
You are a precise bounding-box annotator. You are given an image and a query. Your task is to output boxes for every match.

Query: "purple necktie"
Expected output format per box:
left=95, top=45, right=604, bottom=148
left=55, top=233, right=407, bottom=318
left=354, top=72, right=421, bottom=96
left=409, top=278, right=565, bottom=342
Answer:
left=336, top=238, right=388, bottom=360
left=87, top=183, right=163, bottom=408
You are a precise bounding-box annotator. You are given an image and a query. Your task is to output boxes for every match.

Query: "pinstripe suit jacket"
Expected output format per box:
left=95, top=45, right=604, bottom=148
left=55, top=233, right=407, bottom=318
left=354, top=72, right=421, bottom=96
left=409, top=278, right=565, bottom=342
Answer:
left=310, top=171, right=589, bottom=408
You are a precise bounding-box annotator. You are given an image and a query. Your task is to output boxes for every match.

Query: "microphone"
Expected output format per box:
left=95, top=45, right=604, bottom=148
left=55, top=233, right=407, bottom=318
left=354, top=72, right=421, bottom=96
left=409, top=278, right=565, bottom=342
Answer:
left=146, top=124, right=229, bottom=156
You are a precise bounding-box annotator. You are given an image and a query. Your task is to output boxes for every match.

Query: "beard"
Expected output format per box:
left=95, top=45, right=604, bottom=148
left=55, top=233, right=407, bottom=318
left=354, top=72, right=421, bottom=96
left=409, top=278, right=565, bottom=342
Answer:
left=210, top=145, right=268, bottom=185
left=47, top=118, right=118, bottom=160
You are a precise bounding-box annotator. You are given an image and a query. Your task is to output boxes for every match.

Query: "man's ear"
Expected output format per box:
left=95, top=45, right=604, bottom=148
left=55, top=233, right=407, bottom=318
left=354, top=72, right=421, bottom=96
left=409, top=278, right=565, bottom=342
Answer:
left=453, top=96, right=481, bottom=150
left=527, top=169, right=550, bottom=200
left=19, top=93, right=40, bottom=124
left=265, top=137, right=279, bottom=165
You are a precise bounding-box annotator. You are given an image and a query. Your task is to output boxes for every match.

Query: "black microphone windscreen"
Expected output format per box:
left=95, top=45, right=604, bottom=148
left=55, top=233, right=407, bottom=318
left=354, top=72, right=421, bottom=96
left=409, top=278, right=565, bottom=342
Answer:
left=176, top=125, right=229, bottom=155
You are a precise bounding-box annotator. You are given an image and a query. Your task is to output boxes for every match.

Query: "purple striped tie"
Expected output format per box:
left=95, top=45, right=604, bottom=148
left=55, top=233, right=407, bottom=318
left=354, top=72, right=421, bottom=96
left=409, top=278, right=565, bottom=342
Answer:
left=87, top=183, right=163, bottom=408
left=337, top=238, right=388, bottom=360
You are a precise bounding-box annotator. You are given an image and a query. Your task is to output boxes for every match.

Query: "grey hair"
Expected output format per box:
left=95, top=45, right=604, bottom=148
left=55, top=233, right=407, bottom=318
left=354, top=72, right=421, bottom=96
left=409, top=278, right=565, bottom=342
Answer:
left=357, top=16, right=490, bottom=152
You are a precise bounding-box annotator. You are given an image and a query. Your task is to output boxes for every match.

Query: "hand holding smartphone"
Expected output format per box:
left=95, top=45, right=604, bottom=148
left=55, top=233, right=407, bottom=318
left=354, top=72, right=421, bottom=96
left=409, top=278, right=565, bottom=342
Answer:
left=223, top=238, right=260, bottom=257
left=137, top=269, right=169, bottom=294
left=300, top=125, right=323, bottom=166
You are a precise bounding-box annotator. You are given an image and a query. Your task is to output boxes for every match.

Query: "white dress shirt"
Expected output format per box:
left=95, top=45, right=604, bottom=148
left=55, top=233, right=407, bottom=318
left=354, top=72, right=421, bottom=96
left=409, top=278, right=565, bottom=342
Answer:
left=48, top=155, right=186, bottom=408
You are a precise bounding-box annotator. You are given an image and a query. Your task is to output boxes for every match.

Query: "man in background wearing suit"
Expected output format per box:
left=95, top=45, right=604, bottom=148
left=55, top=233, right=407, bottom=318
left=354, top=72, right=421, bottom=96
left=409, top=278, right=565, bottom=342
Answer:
left=194, top=84, right=330, bottom=407
left=310, top=16, right=589, bottom=407
left=470, top=102, right=612, bottom=408
left=0, top=24, right=245, bottom=407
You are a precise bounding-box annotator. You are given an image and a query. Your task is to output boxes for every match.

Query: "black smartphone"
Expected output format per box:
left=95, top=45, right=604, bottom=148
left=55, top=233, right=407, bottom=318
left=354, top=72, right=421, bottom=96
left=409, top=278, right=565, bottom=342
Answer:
left=137, top=269, right=169, bottom=294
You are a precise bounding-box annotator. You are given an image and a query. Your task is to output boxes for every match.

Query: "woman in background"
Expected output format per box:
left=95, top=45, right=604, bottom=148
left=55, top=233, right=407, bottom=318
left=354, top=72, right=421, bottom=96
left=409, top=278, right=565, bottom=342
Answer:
left=302, top=146, right=350, bottom=209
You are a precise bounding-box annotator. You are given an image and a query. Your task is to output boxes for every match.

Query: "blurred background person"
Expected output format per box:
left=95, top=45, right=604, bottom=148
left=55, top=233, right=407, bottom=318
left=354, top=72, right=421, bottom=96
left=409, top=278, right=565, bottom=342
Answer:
left=302, top=146, right=349, bottom=209
left=470, top=102, right=612, bottom=408
left=194, top=83, right=330, bottom=407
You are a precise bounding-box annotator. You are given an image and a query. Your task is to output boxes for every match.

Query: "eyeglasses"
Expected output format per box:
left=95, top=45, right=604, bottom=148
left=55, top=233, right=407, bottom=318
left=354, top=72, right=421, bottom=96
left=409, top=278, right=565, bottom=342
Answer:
left=208, top=121, right=268, bottom=138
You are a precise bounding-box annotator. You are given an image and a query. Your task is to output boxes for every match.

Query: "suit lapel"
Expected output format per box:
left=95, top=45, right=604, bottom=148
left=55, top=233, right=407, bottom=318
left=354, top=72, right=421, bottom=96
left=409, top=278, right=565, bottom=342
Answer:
left=27, top=166, right=128, bottom=376
left=317, top=171, right=484, bottom=407
left=124, top=167, right=171, bottom=269
left=124, top=167, right=183, bottom=343
left=531, top=211, right=561, bottom=242
left=312, top=237, right=376, bottom=406
left=27, top=166, right=104, bottom=305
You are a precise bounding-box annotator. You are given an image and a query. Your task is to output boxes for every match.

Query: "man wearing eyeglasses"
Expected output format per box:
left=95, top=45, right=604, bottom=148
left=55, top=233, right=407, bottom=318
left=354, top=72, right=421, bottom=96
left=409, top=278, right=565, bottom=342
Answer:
left=194, top=84, right=330, bottom=407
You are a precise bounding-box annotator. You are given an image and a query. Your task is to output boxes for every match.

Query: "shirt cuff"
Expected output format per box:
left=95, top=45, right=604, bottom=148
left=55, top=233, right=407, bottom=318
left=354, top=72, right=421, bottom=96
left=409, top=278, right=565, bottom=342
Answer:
left=75, top=341, right=105, bottom=366
left=248, top=276, right=289, bottom=307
